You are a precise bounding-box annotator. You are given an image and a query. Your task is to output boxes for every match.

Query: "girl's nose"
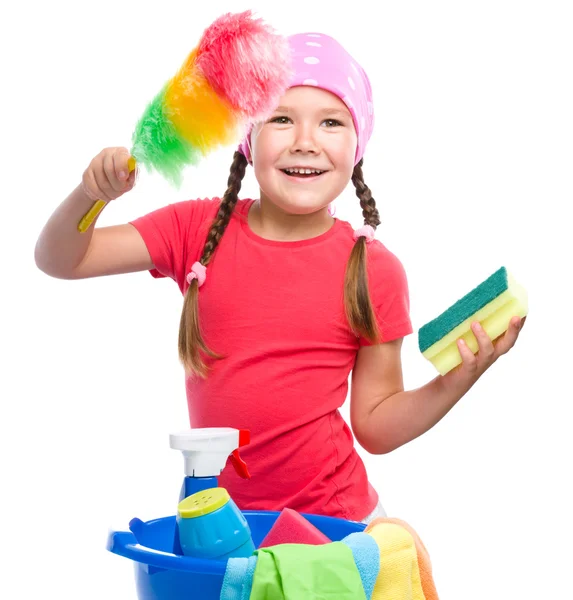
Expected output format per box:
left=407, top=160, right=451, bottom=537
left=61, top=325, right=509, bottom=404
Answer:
left=290, top=123, right=320, bottom=154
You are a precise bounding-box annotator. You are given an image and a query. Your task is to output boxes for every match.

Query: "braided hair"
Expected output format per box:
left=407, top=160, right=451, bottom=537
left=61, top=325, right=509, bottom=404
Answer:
left=344, top=157, right=381, bottom=342
left=178, top=151, right=248, bottom=376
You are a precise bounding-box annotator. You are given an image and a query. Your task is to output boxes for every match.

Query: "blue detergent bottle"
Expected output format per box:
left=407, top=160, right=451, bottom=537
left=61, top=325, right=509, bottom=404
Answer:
left=177, top=487, right=256, bottom=560
left=169, top=428, right=252, bottom=555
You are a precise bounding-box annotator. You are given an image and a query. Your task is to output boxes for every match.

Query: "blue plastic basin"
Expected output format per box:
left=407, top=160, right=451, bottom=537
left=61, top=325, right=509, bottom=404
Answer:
left=107, top=511, right=366, bottom=600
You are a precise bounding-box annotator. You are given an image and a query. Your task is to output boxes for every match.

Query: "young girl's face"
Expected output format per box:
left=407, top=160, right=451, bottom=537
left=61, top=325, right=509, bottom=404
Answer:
left=250, top=86, right=358, bottom=215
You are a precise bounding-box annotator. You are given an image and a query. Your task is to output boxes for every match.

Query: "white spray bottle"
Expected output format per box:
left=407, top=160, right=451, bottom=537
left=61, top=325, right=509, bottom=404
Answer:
left=169, top=427, right=251, bottom=554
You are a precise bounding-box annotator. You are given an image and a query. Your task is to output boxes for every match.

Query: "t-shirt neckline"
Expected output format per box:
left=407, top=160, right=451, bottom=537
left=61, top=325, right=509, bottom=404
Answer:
left=238, top=199, right=344, bottom=248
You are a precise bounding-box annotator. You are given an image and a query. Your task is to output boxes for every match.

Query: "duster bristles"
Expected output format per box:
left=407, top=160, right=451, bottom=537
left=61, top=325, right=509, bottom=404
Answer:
left=131, top=85, right=201, bottom=187
left=166, top=48, right=241, bottom=155
left=196, top=10, right=294, bottom=119
left=130, top=10, right=292, bottom=187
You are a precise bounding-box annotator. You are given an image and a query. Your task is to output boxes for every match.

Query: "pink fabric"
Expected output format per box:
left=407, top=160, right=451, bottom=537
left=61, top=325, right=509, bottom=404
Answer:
left=129, top=198, right=412, bottom=521
left=353, top=224, right=376, bottom=243
left=186, top=261, right=207, bottom=287
left=238, top=32, right=374, bottom=165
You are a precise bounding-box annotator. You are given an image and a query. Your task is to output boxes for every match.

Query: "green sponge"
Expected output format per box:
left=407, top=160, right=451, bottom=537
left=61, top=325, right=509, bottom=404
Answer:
left=418, top=266, right=528, bottom=375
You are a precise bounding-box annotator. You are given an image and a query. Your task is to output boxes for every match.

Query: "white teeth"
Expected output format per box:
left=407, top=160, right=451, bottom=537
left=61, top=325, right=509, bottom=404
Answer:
left=284, top=168, right=324, bottom=175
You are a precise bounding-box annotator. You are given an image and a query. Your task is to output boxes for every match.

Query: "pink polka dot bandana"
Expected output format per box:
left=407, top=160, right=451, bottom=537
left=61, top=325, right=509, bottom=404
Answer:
left=238, top=32, right=374, bottom=165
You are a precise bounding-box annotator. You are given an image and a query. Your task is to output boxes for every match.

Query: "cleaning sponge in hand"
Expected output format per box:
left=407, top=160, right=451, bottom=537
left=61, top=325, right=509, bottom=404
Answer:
left=418, top=266, right=528, bottom=375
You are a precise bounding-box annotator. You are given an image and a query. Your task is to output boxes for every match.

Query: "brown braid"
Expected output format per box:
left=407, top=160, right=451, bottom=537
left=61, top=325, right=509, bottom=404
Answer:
left=344, top=158, right=381, bottom=342
left=351, top=158, right=381, bottom=228
left=178, top=151, right=248, bottom=376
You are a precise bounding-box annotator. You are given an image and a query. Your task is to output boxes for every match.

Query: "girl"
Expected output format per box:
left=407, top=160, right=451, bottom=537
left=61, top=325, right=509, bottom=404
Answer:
left=34, top=32, right=524, bottom=524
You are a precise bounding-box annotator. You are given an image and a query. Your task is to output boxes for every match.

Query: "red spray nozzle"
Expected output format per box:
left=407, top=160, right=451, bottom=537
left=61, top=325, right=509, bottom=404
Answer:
left=230, top=429, right=251, bottom=479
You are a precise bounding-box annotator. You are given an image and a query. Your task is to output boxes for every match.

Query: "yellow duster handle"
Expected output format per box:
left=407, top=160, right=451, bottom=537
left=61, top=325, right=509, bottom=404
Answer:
left=78, top=156, right=137, bottom=233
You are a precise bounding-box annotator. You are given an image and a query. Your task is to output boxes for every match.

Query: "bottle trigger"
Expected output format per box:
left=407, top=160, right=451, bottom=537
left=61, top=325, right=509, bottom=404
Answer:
left=230, top=449, right=251, bottom=479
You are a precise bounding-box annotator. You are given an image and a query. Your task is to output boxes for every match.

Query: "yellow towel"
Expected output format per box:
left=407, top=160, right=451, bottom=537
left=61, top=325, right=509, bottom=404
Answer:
left=365, top=517, right=439, bottom=600
left=365, top=522, right=424, bottom=600
left=375, top=518, right=438, bottom=600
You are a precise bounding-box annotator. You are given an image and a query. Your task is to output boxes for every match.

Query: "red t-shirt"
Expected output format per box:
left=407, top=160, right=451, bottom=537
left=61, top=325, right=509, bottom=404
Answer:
left=130, top=198, right=412, bottom=521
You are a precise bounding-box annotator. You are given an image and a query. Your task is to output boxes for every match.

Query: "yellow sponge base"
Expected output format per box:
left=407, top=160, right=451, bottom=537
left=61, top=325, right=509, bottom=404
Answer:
left=422, top=271, right=528, bottom=375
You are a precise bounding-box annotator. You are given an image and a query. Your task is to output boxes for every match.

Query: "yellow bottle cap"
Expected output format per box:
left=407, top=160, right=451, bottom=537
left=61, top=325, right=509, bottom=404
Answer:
left=178, top=487, right=230, bottom=518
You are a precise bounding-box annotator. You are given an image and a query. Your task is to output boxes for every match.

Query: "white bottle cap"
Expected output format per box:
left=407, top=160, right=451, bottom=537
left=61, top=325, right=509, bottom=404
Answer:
left=170, top=428, right=249, bottom=478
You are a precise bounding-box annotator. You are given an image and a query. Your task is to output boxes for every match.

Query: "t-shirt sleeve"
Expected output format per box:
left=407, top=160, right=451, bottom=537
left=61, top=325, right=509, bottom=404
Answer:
left=129, top=198, right=220, bottom=290
left=359, top=244, right=413, bottom=346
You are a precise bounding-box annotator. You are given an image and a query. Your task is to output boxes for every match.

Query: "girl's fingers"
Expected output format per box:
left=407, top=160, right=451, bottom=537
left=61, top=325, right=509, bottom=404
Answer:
left=92, top=159, right=114, bottom=201
left=471, top=321, right=495, bottom=364
left=113, top=149, right=133, bottom=183
left=452, top=316, right=526, bottom=382
left=103, top=151, right=124, bottom=194
left=126, top=165, right=137, bottom=187
left=457, top=338, right=478, bottom=374
left=494, top=316, right=524, bottom=357
left=82, top=147, right=134, bottom=203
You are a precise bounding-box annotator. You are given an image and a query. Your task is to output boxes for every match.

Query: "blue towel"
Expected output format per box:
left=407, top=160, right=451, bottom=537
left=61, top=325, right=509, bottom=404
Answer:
left=241, top=555, right=257, bottom=600
left=220, top=556, right=258, bottom=600
left=342, top=532, right=380, bottom=600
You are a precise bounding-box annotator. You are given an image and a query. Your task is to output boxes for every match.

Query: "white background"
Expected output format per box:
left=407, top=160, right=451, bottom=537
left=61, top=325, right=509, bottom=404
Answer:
left=3, top=1, right=572, bottom=598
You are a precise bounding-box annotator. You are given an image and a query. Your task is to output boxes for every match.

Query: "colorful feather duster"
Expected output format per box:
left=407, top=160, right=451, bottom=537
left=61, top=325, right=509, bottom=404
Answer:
left=78, top=10, right=293, bottom=232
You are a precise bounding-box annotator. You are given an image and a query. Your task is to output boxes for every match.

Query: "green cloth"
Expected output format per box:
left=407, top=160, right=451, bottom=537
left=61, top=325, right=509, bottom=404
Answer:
left=249, top=542, right=367, bottom=599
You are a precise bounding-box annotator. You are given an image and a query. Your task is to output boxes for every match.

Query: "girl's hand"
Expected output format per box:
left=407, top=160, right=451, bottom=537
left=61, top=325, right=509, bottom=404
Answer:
left=81, top=147, right=137, bottom=203
left=442, top=316, right=526, bottom=390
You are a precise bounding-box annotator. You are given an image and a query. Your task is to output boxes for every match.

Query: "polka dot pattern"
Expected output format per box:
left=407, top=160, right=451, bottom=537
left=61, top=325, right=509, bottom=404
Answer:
left=239, top=32, right=374, bottom=165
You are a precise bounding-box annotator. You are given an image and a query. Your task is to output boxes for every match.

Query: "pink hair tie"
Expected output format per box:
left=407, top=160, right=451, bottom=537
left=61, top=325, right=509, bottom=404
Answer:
left=353, top=224, right=376, bottom=243
left=186, top=261, right=207, bottom=287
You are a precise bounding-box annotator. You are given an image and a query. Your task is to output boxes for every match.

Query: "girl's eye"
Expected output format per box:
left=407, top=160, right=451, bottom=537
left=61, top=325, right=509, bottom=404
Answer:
left=322, top=119, right=343, bottom=127
left=270, top=116, right=291, bottom=124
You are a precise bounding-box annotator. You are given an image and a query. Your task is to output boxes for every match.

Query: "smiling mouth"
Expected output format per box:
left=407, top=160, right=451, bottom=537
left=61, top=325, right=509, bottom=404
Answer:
left=280, top=168, right=327, bottom=178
